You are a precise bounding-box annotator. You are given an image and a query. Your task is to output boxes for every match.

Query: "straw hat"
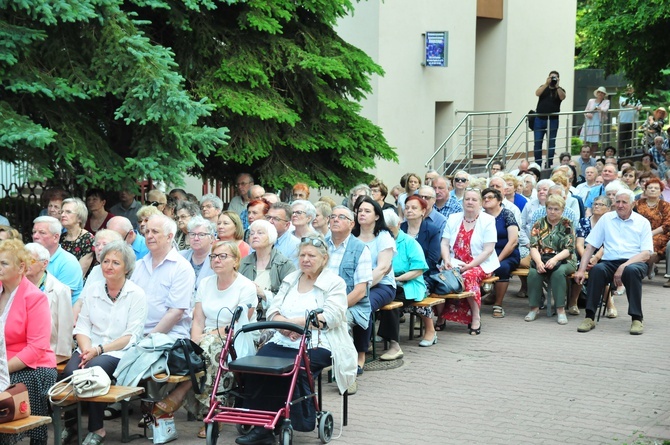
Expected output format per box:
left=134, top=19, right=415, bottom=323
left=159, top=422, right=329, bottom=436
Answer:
left=593, top=86, right=608, bottom=96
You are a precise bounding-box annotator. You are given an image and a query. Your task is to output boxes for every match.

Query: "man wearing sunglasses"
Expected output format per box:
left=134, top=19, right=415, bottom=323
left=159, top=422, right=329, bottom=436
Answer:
left=325, top=206, right=372, bottom=377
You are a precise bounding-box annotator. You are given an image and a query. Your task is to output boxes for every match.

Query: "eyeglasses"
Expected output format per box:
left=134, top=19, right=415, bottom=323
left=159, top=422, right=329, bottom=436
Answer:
left=301, top=237, right=325, bottom=248
left=188, top=232, right=211, bottom=239
left=124, top=230, right=133, bottom=241
left=592, top=202, right=607, bottom=207
left=417, top=195, right=435, bottom=201
left=209, top=253, right=231, bottom=261
left=329, top=214, right=351, bottom=221
left=176, top=214, right=191, bottom=220
left=265, top=215, right=288, bottom=223
left=236, top=181, right=251, bottom=187
left=453, top=177, right=468, bottom=183
left=292, top=210, right=306, bottom=216
left=201, top=204, right=214, bottom=210
left=465, top=187, right=481, bottom=192
left=482, top=195, right=498, bottom=201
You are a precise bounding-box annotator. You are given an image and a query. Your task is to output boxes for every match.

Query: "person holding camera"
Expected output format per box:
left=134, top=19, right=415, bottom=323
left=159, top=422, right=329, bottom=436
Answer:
left=581, top=86, right=611, bottom=158
left=533, top=71, right=566, bottom=169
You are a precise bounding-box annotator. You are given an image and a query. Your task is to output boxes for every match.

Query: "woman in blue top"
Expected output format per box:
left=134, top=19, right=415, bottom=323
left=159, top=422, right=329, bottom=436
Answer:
left=352, top=196, right=400, bottom=361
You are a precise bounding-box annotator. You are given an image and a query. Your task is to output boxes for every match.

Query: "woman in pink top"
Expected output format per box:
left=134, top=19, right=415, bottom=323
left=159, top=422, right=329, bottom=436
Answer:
left=0, top=239, right=57, bottom=445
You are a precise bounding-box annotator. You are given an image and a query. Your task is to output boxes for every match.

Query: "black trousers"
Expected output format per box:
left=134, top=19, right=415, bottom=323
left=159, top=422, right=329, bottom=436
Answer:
left=585, top=259, right=646, bottom=319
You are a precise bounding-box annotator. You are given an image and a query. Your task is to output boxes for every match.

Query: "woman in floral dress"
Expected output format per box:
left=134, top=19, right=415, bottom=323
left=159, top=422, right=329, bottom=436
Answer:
left=438, top=188, right=499, bottom=335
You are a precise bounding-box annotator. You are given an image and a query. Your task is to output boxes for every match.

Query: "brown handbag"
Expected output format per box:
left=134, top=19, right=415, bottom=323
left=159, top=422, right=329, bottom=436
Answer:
left=0, top=383, right=31, bottom=424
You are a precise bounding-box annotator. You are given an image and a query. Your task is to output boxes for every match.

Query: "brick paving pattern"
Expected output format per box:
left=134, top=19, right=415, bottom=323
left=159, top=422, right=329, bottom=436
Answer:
left=58, top=277, right=670, bottom=445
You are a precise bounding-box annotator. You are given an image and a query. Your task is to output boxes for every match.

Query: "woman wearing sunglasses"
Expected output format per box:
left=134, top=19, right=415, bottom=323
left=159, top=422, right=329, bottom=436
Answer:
left=450, top=170, right=470, bottom=203
left=152, top=240, right=257, bottom=438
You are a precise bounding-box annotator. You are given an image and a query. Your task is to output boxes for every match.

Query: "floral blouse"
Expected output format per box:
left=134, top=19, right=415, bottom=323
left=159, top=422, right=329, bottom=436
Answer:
left=530, top=217, right=577, bottom=268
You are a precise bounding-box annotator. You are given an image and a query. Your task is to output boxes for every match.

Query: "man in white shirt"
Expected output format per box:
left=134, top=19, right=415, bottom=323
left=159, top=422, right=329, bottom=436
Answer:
left=574, top=189, right=652, bottom=335
left=575, top=166, right=598, bottom=201
left=131, top=214, right=195, bottom=338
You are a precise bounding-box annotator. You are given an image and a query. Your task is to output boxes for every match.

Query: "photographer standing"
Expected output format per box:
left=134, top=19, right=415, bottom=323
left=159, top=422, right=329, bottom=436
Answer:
left=642, top=107, right=667, bottom=150
left=533, top=71, right=566, bottom=169
left=618, top=84, right=642, bottom=156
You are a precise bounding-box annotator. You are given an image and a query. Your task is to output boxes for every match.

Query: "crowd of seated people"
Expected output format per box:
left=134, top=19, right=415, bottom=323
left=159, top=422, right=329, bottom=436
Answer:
left=0, top=153, right=667, bottom=443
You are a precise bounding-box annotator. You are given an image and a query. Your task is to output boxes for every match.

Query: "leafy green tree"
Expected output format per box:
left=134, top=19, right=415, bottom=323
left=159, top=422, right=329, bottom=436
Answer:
left=0, top=0, right=396, bottom=193
left=577, top=0, right=670, bottom=93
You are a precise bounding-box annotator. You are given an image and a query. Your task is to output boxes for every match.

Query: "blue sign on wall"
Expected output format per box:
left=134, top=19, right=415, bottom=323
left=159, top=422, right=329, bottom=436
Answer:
left=425, top=31, right=448, bottom=67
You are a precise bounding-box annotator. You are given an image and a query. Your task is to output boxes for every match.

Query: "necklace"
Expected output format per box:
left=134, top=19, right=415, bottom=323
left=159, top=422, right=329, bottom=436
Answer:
left=105, top=280, right=126, bottom=303
left=647, top=200, right=659, bottom=209
left=464, top=215, right=478, bottom=224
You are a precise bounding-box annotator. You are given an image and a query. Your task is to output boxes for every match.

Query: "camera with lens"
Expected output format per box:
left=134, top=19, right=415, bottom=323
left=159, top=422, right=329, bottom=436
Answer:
left=550, top=76, right=558, bottom=86
left=651, top=121, right=661, bottom=131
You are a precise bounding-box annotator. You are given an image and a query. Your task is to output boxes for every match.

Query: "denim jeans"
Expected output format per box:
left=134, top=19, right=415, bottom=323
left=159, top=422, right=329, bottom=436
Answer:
left=533, top=117, right=559, bottom=167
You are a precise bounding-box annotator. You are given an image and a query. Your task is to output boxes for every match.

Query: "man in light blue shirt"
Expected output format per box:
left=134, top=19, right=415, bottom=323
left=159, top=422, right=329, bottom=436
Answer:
left=266, top=203, right=300, bottom=268
left=574, top=189, right=652, bottom=335
left=107, top=216, right=149, bottom=259
left=32, top=216, right=83, bottom=304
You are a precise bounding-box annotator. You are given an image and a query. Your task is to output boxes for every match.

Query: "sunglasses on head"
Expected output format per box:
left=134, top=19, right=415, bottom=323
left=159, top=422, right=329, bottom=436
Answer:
left=301, top=237, right=325, bottom=248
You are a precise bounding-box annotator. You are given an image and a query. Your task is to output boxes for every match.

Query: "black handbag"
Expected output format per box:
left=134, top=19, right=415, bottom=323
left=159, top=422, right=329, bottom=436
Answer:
left=527, top=109, right=536, bottom=130
left=427, top=268, right=464, bottom=295
left=167, top=339, right=206, bottom=394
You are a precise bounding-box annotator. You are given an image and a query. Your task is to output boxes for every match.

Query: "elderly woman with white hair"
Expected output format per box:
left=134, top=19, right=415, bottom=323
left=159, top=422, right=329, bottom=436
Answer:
left=312, top=201, right=332, bottom=238
left=347, top=183, right=372, bottom=210
left=60, top=240, right=147, bottom=445
left=199, top=193, right=223, bottom=224
left=24, top=242, right=74, bottom=364
left=291, top=199, right=317, bottom=239
left=239, top=219, right=296, bottom=318
left=605, top=180, right=626, bottom=211
left=179, top=216, right=216, bottom=293
left=60, top=197, right=95, bottom=277
left=450, top=170, right=470, bottom=203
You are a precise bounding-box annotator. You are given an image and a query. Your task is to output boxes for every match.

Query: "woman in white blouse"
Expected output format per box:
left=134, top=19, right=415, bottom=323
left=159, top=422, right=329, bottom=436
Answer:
left=61, top=240, right=147, bottom=445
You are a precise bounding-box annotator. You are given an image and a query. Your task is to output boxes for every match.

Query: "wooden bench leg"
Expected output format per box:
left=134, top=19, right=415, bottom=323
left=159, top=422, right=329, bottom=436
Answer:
left=51, top=403, right=83, bottom=445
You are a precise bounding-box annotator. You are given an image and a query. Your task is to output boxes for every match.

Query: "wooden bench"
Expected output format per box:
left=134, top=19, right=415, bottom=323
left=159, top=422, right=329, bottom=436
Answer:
left=0, top=416, right=51, bottom=435
left=370, top=301, right=405, bottom=360
left=50, top=385, right=145, bottom=444
left=56, top=362, right=67, bottom=374
left=510, top=269, right=584, bottom=316
left=151, top=372, right=204, bottom=385
left=408, top=297, right=445, bottom=339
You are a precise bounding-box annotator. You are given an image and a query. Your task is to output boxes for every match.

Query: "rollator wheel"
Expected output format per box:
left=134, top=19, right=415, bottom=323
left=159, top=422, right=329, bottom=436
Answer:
left=318, top=411, right=334, bottom=443
left=235, top=424, right=253, bottom=435
left=206, top=422, right=219, bottom=445
left=279, top=426, right=293, bottom=445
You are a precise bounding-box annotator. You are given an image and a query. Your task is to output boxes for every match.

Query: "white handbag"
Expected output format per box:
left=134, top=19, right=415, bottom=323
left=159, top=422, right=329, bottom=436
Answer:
left=48, top=366, right=111, bottom=404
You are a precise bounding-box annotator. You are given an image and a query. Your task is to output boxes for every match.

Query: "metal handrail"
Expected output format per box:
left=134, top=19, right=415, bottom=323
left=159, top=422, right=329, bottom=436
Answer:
left=425, top=111, right=512, bottom=168
left=484, top=107, right=653, bottom=171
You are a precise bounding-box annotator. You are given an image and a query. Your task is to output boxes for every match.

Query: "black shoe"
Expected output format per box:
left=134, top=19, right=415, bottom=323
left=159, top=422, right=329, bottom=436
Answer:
left=235, top=427, right=274, bottom=445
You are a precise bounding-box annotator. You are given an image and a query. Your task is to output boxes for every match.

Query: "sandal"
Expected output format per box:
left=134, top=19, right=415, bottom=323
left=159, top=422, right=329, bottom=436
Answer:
left=153, top=396, right=183, bottom=418
left=82, top=432, right=105, bottom=445
left=434, top=321, right=447, bottom=331
left=468, top=323, right=481, bottom=335
left=103, top=403, right=126, bottom=420
left=198, top=423, right=221, bottom=439
left=492, top=306, right=505, bottom=318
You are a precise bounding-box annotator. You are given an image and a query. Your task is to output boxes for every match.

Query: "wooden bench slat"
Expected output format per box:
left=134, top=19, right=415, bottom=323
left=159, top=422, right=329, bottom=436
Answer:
left=152, top=371, right=205, bottom=384
left=482, top=276, right=500, bottom=284
left=380, top=301, right=403, bottom=310
left=0, top=416, right=52, bottom=434
left=429, top=292, right=474, bottom=300
left=49, top=385, right=144, bottom=404
left=411, top=297, right=446, bottom=307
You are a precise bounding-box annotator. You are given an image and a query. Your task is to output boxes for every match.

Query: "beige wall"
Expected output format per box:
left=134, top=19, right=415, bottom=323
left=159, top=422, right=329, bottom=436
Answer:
left=337, top=0, right=577, bottom=190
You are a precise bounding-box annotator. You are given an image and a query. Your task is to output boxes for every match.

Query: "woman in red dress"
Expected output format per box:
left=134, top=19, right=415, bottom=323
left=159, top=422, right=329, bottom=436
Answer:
left=437, top=188, right=499, bottom=335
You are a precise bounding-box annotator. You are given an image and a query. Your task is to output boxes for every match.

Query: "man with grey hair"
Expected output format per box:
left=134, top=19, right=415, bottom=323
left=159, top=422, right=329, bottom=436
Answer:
left=106, top=216, right=149, bottom=259
left=325, top=205, right=372, bottom=376
left=199, top=193, right=223, bottom=224
left=228, top=173, right=254, bottom=214
left=417, top=185, right=446, bottom=232
left=424, top=169, right=439, bottom=185
left=575, top=166, right=598, bottom=200
left=131, top=214, right=195, bottom=338
left=32, top=216, right=83, bottom=304
left=431, top=176, right=463, bottom=219
left=266, top=202, right=300, bottom=267
left=575, top=189, right=652, bottom=335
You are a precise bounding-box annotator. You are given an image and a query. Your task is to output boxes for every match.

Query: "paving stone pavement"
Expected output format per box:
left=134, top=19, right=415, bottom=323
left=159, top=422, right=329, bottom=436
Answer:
left=56, top=277, right=670, bottom=445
